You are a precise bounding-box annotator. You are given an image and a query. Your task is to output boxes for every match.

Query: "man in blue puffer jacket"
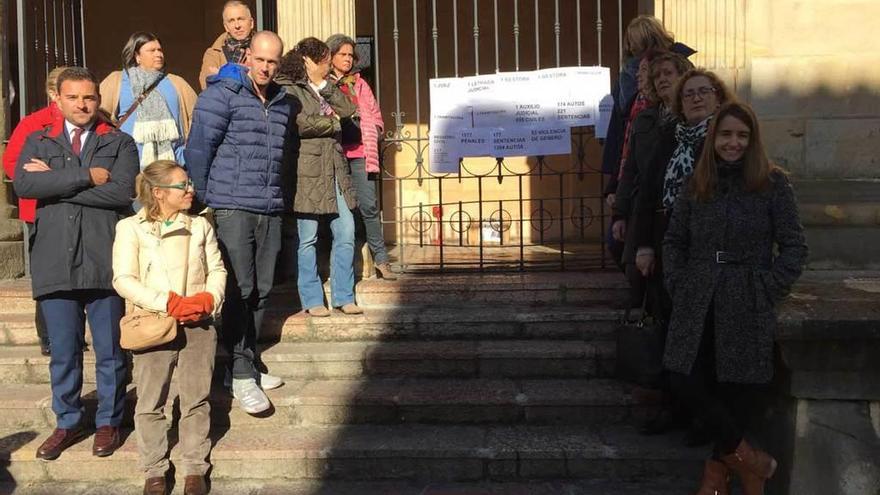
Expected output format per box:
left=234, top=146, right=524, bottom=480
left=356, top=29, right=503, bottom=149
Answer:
left=185, top=30, right=299, bottom=415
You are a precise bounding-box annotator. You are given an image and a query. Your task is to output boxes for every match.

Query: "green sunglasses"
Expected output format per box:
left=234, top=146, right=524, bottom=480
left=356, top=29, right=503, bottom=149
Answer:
left=154, top=179, right=194, bottom=191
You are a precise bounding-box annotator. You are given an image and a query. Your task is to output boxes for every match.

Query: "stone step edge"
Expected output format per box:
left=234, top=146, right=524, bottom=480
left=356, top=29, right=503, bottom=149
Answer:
left=0, top=305, right=624, bottom=319
left=0, top=272, right=629, bottom=298
left=1, top=424, right=706, bottom=463
left=0, top=378, right=654, bottom=411
left=1, top=478, right=695, bottom=495
left=0, top=340, right=617, bottom=364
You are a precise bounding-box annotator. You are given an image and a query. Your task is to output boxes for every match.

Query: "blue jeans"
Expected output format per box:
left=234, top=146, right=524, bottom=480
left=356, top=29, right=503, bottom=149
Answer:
left=39, top=290, right=127, bottom=429
left=348, top=157, right=389, bottom=264
left=213, top=209, right=282, bottom=380
left=297, top=181, right=355, bottom=308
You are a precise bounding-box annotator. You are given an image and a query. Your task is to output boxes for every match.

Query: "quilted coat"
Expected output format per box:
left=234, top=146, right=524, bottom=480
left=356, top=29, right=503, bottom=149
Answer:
left=276, top=74, right=358, bottom=215
left=184, top=64, right=298, bottom=214
left=662, top=166, right=808, bottom=383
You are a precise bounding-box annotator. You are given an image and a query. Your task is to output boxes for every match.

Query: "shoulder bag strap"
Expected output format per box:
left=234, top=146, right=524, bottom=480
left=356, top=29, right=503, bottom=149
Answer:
left=116, top=72, right=166, bottom=128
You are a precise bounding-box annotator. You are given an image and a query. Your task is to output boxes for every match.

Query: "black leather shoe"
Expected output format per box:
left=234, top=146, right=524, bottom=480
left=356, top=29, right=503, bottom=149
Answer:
left=35, top=426, right=87, bottom=460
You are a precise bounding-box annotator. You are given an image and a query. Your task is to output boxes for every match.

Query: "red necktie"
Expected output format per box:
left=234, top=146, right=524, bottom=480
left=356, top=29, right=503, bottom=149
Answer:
left=72, top=127, right=83, bottom=156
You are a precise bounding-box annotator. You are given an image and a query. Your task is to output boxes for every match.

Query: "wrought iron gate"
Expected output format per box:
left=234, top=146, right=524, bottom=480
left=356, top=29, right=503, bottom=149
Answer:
left=359, top=0, right=638, bottom=272
left=8, top=0, right=85, bottom=123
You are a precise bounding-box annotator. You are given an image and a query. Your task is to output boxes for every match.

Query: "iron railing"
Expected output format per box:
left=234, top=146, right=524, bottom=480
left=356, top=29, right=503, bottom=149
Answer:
left=365, top=0, right=636, bottom=272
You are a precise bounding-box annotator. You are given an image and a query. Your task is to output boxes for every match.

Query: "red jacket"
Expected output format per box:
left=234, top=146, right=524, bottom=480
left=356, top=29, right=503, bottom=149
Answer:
left=2, top=103, right=62, bottom=222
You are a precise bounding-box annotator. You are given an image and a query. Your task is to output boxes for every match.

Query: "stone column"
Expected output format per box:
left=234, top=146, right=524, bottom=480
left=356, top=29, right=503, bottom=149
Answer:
left=0, top=0, right=26, bottom=279
left=276, top=0, right=356, bottom=49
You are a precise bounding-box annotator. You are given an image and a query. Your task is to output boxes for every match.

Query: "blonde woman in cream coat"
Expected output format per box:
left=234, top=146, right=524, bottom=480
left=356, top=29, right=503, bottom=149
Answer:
left=112, top=160, right=225, bottom=495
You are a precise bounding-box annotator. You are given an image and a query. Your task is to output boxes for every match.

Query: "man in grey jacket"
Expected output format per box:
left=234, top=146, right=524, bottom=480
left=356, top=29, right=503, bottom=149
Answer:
left=14, top=67, right=139, bottom=461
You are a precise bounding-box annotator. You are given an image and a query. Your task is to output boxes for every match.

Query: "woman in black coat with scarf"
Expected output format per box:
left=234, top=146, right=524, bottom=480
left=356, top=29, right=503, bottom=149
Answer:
left=663, top=101, right=807, bottom=495
left=626, top=68, right=732, bottom=439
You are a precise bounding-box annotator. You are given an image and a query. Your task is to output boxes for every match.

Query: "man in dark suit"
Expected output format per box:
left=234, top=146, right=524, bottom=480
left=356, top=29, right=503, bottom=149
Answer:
left=14, top=67, right=139, bottom=461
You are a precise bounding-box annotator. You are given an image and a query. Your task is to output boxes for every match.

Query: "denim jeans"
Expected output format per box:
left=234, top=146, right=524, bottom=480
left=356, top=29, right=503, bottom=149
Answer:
left=213, top=209, right=281, bottom=379
left=297, top=180, right=355, bottom=309
left=349, top=157, right=389, bottom=264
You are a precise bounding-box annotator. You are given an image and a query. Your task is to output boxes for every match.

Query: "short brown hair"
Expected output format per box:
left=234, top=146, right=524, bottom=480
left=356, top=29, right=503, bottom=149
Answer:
left=650, top=52, right=693, bottom=81
left=690, top=101, right=785, bottom=202
left=56, top=67, right=99, bottom=93
left=671, top=68, right=734, bottom=121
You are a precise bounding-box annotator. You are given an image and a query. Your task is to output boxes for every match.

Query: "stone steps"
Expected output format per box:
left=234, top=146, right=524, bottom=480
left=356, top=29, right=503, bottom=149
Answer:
left=0, top=378, right=659, bottom=430
left=0, top=306, right=620, bottom=345
left=0, top=272, right=630, bottom=315
left=3, top=478, right=697, bottom=494
left=0, top=424, right=706, bottom=484
left=0, top=272, right=698, bottom=489
left=0, top=340, right=617, bottom=384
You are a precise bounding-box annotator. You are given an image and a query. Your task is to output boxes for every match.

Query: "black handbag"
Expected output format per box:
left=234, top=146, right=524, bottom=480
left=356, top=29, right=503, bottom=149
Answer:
left=615, top=293, right=665, bottom=388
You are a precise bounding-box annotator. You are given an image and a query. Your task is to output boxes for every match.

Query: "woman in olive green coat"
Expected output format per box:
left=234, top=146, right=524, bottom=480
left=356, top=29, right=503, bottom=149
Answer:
left=277, top=37, right=362, bottom=317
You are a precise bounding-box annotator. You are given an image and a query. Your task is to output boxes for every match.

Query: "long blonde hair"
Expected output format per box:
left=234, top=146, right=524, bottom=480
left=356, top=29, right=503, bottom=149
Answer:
left=135, top=160, right=185, bottom=221
left=623, top=15, right=675, bottom=59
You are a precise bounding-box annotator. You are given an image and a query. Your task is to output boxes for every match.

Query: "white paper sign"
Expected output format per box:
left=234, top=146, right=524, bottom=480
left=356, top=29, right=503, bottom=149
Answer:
left=429, top=67, right=609, bottom=170
left=492, top=127, right=571, bottom=157
left=429, top=78, right=467, bottom=173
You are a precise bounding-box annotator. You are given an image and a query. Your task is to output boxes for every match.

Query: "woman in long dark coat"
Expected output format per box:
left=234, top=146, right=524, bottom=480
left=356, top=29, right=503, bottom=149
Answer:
left=662, top=101, right=808, bottom=495
left=275, top=37, right=361, bottom=317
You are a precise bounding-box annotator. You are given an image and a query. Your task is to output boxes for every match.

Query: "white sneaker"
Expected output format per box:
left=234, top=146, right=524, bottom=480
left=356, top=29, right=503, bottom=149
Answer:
left=259, top=372, right=284, bottom=390
left=232, top=378, right=271, bottom=414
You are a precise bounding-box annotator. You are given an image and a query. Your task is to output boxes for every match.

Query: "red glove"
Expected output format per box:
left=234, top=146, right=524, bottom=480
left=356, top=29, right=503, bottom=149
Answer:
left=166, top=292, right=202, bottom=321
left=189, top=292, right=214, bottom=315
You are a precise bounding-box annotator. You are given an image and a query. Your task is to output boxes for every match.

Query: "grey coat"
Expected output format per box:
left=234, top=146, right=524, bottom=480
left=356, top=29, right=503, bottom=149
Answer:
left=662, top=167, right=807, bottom=383
left=277, top=75, right=358, bottom=215
left=14, top=123, right=139, bottom=298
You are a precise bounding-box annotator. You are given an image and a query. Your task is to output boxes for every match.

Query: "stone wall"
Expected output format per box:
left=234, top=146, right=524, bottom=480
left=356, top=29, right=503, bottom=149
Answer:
left=658, top=0, right=880, bottom=268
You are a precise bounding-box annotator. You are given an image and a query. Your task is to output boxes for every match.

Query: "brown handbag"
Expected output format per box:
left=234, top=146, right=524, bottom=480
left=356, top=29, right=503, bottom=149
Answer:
left=119, top=309, right=177, bottom=351
left=119, top=220, right=191, bottom=351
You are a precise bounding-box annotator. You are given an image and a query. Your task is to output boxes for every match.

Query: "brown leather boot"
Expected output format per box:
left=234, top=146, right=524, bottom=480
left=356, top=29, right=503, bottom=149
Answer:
left=183, top=474, right=208, bottom=495
left=143, top=477, right=167, bottom=495
left=721, top=439, right=778, bottom=495
left=696, top=459, right=730, bottom=495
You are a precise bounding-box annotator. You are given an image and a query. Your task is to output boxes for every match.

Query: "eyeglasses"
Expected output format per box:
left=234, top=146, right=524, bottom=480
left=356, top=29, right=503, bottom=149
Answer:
left=682, top=86, right=717, bottom=101
left=154, top=179, right=194, bottom=191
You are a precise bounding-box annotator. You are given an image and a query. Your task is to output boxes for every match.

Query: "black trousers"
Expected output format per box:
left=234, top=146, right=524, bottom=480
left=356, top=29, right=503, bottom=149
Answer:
left=669, top=306, right=761, bottom=457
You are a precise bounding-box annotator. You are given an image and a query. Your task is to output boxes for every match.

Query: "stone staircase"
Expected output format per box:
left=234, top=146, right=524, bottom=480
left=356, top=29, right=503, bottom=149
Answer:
left=0, top=273, right=706, bottom=494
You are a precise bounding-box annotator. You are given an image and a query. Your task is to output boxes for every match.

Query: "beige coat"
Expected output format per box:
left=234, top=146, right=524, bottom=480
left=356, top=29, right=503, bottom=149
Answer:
left=199, top=33, right=227, bottom=90
left=99, top=70, right=198, bottom=140
left=112, top=210, right=226, bottom=317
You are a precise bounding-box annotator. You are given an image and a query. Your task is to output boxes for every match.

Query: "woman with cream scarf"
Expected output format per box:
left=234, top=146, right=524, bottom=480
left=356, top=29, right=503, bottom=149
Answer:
left=100, top=31, right=198, bottom=169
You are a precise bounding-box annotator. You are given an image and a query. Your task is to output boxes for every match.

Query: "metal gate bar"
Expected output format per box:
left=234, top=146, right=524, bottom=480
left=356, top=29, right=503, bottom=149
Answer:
left=366, top=0, right=633, bottom=272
